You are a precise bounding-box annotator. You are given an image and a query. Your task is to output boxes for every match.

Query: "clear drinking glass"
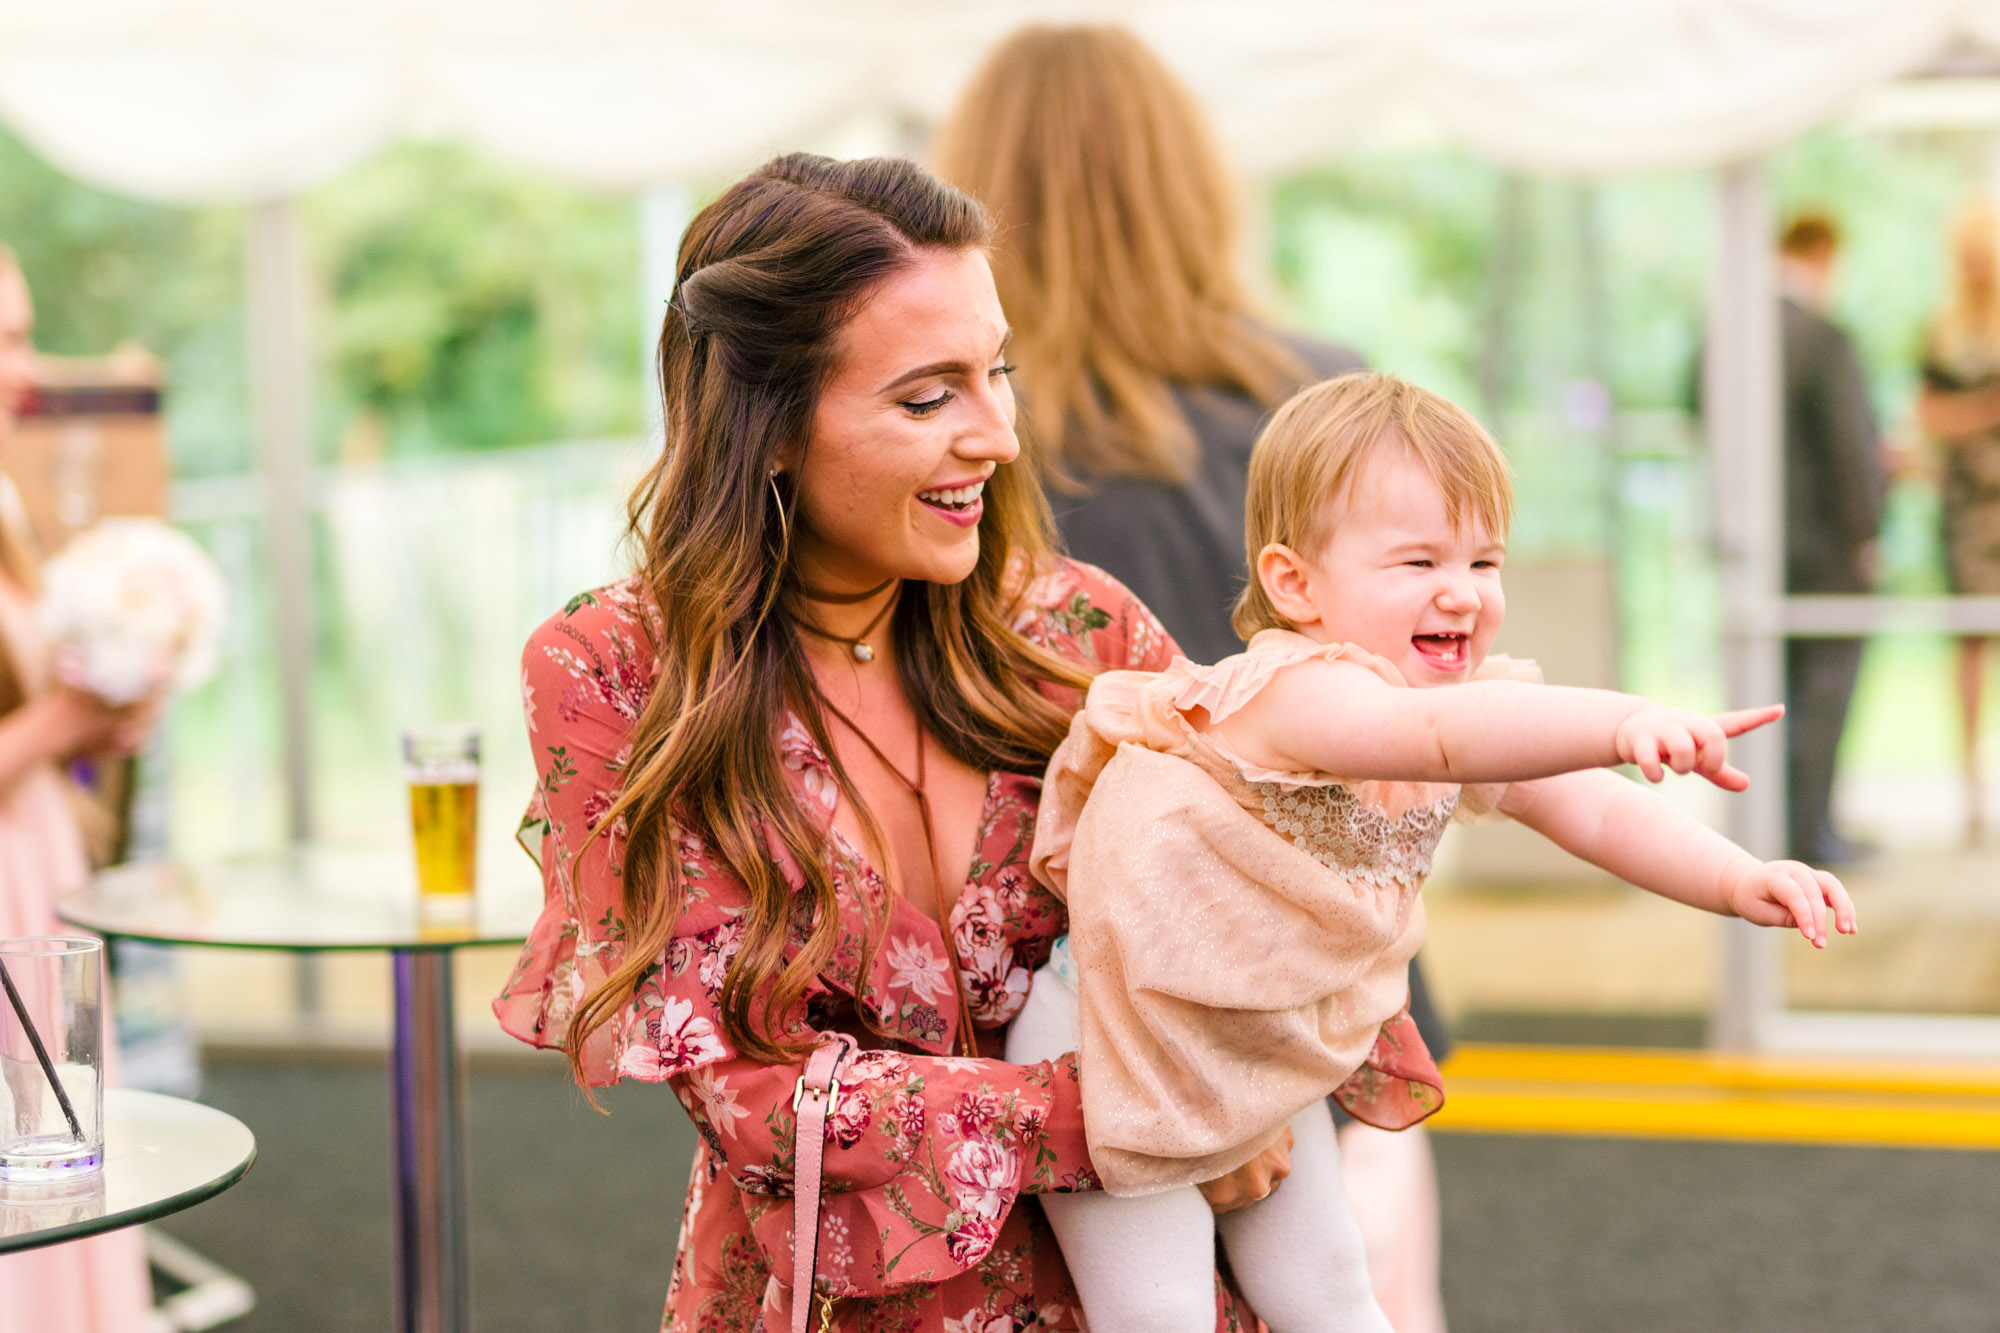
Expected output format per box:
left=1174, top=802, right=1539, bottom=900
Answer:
left=403, top=724, right=480, bottom=925
left=0, top=936, right=105, bottom=1180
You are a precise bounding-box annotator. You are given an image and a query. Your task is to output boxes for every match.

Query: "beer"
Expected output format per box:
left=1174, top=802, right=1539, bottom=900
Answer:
left=403, top=726, right=480, bottom=923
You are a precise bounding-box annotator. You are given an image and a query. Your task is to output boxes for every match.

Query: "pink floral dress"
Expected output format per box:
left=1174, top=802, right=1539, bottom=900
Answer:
left=495, top=560, right=1268, bottom=1332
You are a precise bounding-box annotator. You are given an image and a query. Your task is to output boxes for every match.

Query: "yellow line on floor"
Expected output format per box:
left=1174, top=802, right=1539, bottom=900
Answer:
left=1443, top=1044, right=2000, bottom=1095
left=1431, top=1044, right=2000, bottom=1149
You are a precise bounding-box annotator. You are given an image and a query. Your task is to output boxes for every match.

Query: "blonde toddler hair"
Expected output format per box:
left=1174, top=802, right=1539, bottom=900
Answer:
left=1233, top=371, right=1515, bottom=639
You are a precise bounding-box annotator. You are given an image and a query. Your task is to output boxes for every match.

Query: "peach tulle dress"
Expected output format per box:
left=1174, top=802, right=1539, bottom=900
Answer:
left=0, top=560, right=153, bottom=1332
left=1030, top=629, right=1536, bottom=1197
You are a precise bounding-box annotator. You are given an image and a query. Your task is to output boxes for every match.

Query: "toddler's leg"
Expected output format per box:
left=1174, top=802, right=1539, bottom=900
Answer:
left=1003, top=961, right=1082, bottom=1069
left=1216, top=1100, right=1393, bottom=1333
left=1006, top=965, right=1220, bottom=1333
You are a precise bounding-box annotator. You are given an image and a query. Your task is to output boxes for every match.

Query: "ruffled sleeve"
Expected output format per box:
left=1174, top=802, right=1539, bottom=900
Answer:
left=1013, top=557, right=1179, bottom=681
left=494, top=580, right=670, bottom=1079
left=1164, top=630, right=1406, bottom=731
left=1149, top=630, right=1472, bottom=826
left=1454, top=652, right=1544, bottom=821
left=1160, top=630, right=1412, bottom=786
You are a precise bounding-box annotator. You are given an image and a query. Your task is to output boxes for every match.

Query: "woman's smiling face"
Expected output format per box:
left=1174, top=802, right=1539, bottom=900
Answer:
left=789, top=246, right=1018, bottom=593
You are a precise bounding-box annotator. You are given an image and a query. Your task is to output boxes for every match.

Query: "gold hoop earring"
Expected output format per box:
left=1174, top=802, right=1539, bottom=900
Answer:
left=768, top=471, right=791, bottom=554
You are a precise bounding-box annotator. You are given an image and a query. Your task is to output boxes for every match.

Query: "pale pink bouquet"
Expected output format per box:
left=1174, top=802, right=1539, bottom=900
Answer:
left=38, top=518, right=226, bottom=705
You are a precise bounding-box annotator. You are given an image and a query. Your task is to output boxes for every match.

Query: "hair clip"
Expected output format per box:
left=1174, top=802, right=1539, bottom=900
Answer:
left=668, top=295, right=700, bottom=342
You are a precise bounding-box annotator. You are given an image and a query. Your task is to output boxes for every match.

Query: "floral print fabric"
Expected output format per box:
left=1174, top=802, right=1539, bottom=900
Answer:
left=497, top=561, right=1264, bottom=1331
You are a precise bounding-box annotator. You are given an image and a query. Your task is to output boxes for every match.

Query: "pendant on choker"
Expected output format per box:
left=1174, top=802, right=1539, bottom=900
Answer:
left=794, top=582, right=899, bottom=665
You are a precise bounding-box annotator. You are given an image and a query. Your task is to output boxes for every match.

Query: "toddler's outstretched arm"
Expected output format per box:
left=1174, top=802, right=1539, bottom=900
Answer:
left=1499, top=768, right=1858, bottom=947
left=1208, top=657, right=1779, bottom=791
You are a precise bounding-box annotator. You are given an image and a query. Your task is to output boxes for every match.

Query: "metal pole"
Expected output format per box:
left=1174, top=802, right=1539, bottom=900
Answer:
left=245, top=198, right=316, bottom=844
left=246, top=198, right=321, bottom=1018
left=389, top=949, right=468, bottom=1333
left=1704, top=160, right=1786, bottom=1051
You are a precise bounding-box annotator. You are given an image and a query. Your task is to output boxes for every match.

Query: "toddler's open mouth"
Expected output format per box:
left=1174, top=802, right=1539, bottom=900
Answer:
left=1412, top=633, right=1468, bottom=670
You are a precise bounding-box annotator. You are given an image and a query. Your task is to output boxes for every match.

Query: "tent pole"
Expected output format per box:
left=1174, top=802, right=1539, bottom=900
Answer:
left=246, top=197, right=319, bottom=1014
left=247, top=197, right=316, bottom=846
left=1704, top=160, right=1786, bottom=1051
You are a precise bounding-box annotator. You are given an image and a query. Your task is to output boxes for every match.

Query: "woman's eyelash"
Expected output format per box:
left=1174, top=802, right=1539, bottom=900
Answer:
left=904, top=365, right=1013, bottom=416
left=912, top=360, right=1016, bottom=412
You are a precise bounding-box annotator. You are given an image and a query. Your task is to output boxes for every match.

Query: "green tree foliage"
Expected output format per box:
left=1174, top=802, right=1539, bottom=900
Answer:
left=308, top=143, right=642, bottom=460
left=0, top=126, right=249, bottom=476
left=0, top=131, right=644, bottom=472
left=1270, top=148, right=1711, bottom=417
left=1271, top=149, right=1495, bottom=408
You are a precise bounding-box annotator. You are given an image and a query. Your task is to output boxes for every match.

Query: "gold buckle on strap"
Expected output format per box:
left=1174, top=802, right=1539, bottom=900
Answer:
left=793, top=1071, right=842, bottom=1113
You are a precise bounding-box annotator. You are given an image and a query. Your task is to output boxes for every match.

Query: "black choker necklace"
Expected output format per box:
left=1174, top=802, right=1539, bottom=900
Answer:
left=794, top=581, right=899, bottom=662
left=795, top=576, right=894, bottom=605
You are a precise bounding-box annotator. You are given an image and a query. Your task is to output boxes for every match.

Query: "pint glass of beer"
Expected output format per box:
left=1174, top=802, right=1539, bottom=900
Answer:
left=403, top=724, right=479, bottom=924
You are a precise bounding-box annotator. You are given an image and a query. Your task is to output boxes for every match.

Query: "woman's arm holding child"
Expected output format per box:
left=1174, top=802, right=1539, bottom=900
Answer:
left=1211, top=658, right=1779, bottom=792
left=1498, top=768, right=1858, bottom=948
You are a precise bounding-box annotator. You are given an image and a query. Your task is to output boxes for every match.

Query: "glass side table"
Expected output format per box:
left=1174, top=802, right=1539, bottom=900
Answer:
left=59, top=845, right=541, bottom=1333
left=0, top=1088, right=254, bottom=1253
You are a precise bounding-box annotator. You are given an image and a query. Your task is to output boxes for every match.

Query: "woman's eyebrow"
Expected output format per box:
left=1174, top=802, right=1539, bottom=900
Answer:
left=878, top=328, right=1013, bottom=396
left=880, top=359, right=973, bottom=395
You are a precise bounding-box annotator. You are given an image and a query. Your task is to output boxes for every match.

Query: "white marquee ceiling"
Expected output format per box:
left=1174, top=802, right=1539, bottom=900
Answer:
left=2, top=0, right=1999, bottom=201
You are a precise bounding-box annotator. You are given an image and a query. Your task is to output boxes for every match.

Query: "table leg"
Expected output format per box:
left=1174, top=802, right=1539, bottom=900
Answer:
left=390, top=949, right=469, bottom=1333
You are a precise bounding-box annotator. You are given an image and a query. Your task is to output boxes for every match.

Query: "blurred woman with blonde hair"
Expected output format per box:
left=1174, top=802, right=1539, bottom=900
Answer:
left=935, top=27, right=1448, bottom=1333
left=935, top=24, right=1359, bottom=665
left=1919, top=199, right=2000, bottom=842
left=0, top=245, right=154, bottom=1333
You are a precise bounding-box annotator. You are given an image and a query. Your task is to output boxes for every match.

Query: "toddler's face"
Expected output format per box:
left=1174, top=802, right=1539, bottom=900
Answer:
left=1290, top=450, right=1505, bottom=686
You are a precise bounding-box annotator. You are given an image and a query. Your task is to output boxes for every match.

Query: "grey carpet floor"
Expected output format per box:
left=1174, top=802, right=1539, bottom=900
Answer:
left=152, top=1058, right=2000, bottom=1332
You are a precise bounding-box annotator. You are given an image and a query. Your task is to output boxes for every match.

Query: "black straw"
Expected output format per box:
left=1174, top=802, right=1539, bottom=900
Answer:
left=0, top=956, right=85, bottom=1142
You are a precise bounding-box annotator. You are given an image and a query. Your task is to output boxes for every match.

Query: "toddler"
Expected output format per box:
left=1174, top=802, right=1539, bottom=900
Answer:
left=1006, top=372, right=1856, bottom=1332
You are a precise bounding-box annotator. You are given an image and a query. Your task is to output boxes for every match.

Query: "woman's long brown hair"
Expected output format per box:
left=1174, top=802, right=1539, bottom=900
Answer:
left=932, top=24, right=1308, bottom=488
left=566, top=154, right=1092, bottom=1081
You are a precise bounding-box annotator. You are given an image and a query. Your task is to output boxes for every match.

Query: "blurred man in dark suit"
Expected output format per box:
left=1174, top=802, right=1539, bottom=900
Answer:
left=1779, top=214, right=1885, bottom=865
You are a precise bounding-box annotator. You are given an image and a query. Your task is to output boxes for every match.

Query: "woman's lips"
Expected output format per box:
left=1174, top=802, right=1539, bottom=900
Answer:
left=917, top=478, right=986, bottom=528
left=918, top=495, right=983, bottom=528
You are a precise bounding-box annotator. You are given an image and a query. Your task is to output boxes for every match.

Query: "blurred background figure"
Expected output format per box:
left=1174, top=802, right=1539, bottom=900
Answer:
left=1918, top=199, right=2000, bottom=846
left=1776, top=214, right=1884, bottom=866
left=0, top=245, right=154, bottom=1333
left=933, top=23, right=1360, bottom=665
left=935, top=27, right=1443, bottom=1333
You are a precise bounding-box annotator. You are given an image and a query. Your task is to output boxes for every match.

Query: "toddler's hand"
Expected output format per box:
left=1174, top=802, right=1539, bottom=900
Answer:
left=1722, top=857, right=1858, bottom=948
left=1614, top=702, right=1784, bottom=791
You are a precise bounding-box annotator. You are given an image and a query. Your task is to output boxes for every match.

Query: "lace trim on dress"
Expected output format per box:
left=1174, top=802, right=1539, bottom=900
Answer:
left=1253, top=780, right=1459, bottom=891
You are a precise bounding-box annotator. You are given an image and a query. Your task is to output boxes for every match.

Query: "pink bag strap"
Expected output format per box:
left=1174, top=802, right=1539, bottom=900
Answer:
left=789, top=1033, right=857, bottom=1333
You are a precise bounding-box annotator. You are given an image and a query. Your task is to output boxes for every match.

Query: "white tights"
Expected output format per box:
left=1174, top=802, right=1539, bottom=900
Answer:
left=1007, top=965, right=1393, bottom=1333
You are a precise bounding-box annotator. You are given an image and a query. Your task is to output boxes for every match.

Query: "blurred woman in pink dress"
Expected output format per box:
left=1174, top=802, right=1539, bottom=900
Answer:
left=0, top=245, right=154, bottom=1333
